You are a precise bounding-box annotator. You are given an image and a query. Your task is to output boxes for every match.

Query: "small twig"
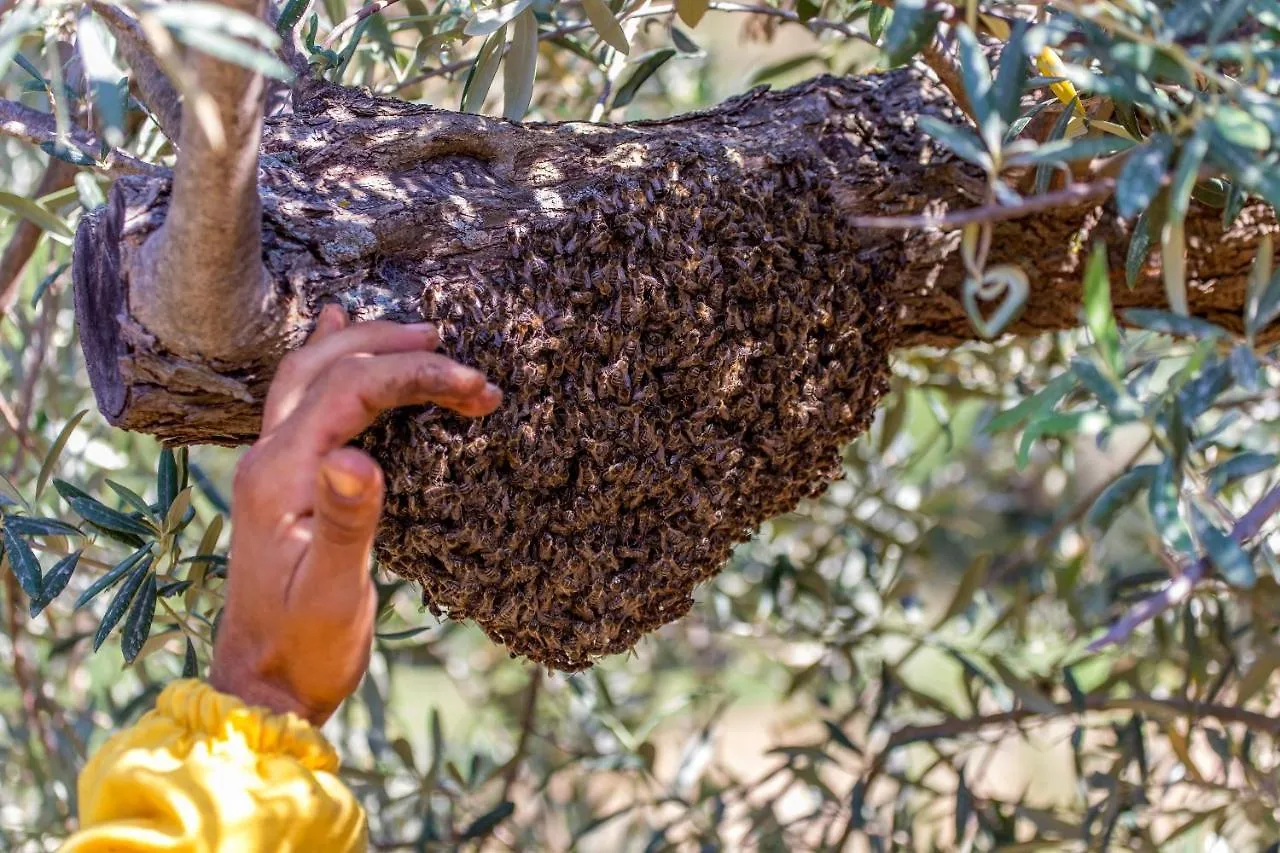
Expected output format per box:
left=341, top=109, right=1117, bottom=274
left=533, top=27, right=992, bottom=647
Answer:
left=501, top=669, right=542, bottom=801
left=1088, top=482, right=1280, bottom=652
left=325, top=0, right=403, bottom=49
left=846, top=179, right=1115, bottom=231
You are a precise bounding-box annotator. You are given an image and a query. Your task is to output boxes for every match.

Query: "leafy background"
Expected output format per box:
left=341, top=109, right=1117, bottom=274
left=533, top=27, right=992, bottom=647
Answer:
left=3, top=0, right=1280, bottom=850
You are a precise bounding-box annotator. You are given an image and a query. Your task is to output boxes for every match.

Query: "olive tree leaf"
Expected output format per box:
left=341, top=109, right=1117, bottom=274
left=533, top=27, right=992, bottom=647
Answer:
left=75, top=545, right=152, bottom=609
left=0, top=191, right=72, bottom=239
left=1190, top=505, right=1255, bottom=588
left=1116, top=134, right=1173, bottom=218
left=882, top=0, right=940, bottom=67
left=29, top=550, right=82, bottom=617
left=581, top=0, right=629, bottom=55
left=612, top=48, right=676, bottom=110
left=122, top=573, right=158, bottom=663
left=464, top=0, right=535, bottom=37
left=36, top=410, right=88, bottom=501
left=2, top=528, right=42, bottom=599
left=461, top=24, right=507, bottom=113
left=1083, top=243, right=1121, bottom=374
left=93, top=558, right=152, bottom=651
left=503, top=7, right=538, bottom=121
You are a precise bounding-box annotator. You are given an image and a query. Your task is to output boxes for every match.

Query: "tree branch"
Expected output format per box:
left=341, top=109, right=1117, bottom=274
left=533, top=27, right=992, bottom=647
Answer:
left=132, top=0, right=280, bottom=360
left=1088, top=483, right=1280, bottom=652
left=0, top=98, right=163, bottom=177
left=886, top=692, right=1280, bottom=747
left=87, top=1, right=183, bottom=142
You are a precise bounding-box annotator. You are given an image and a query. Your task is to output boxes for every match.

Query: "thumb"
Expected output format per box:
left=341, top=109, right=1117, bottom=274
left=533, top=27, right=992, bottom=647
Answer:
left=310, top=448, right=386, bottom=573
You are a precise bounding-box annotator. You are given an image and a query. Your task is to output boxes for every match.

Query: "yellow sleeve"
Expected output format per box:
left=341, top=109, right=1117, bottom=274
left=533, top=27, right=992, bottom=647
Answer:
left=62, top=679, right=367, bottom=853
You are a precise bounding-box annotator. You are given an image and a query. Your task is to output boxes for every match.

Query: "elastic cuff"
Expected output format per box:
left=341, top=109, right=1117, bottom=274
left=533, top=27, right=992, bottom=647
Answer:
left=154, top=679, right=340, bottom=773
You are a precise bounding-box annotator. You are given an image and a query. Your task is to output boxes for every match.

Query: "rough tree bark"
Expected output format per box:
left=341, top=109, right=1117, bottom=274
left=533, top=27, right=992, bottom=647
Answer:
left=75, top=69, right=1276, bottom=442
left=71, top=62, right=1279, bottom=669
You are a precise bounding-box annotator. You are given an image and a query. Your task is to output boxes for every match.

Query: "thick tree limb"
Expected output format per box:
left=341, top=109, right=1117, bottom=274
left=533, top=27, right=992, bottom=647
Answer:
left=73, top=67, right=1279, bottom=444
left=129, top=0, right=279, bottom=362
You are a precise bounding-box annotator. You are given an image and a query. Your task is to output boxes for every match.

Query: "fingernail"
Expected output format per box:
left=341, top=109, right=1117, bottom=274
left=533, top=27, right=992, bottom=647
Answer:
left=322, top=466, right=366, bottom=499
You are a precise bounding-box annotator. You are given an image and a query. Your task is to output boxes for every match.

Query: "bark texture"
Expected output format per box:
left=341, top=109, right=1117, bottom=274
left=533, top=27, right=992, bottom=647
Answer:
left=74, top=67, right=1278, bottom=669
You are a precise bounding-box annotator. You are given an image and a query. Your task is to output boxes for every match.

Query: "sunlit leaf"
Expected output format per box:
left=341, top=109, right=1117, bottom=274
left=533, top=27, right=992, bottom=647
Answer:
left=503, top=7, right=538, bottom=121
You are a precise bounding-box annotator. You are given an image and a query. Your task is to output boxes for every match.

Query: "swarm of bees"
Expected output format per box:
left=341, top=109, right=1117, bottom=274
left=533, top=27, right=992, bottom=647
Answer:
left=359, top=153, right=897, bottom=671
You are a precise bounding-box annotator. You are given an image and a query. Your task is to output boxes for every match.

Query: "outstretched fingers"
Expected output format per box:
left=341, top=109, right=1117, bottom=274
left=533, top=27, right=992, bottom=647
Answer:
left=282, top=349, right=503, bottom=455
left=261, top=305, right=443, bottom=433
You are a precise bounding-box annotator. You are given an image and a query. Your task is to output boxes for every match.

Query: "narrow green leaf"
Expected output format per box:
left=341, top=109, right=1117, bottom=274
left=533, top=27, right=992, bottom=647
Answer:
left=31, top=260, right=70, bottom=306
left=917, top=115, right=991, bottom=169
left=464, top=0, right=535, bottom=37
left=3, top=515, right=80, bottom=537
left=376, top=625, right=434, bottom=640
left=459, top=801, right=515, bottom=839
left=1008, top=134, right=1136, bottom=168
left=1208, top=452, right=1276, bottom=494
left=93, top=558, right=151, bottom=651
left=2, top=528, right=42, bottom=599
left=1190, top=505, right=1255, bottom=588
left=67, top=496, right=154, bottom=539
left=75, top=546, right=152, bottom=609
left=991, top=22, right=1028, bottom=128
left=461, top=25, right=507, bottom=113
left=1034, top=95, right=1079, bottom=195
left=1214, top=106, right=1271, bottom=151
left=276, top=0, right=310, bottom=35
left=158, top=448, right=179, bottom=514
left=612, top=48, right=676, bottom=110
left=1122, top=309, right=1226, bottom=340
left=1115, top=135, right=1173, bottom=219
left=503, top=7, right=538, bottom=121
left=30, top=549, right=81, bottom=617
left=581, top=0, right=628, bottom=54
left=1125, top=206, right=1157, bottom=288
left=881, top=0, right=939, bottom=67
left=106, top=480, right=154, bottom=518
left=36, top=409, right=88, bottom=500
left=868, top=5, right=890, bottom=42
left=954, top=25, right=993, bottom=147
left=164, top=488, right=194, bottom=535
left=1149, top=458, right=1193, bottom=555
left=1083, top=243, right=1121, bottom=374
left=1087, top=465, right=1157, bottom=532
left=985, top=371, right=1074, bottom=434
left=989, top=658, right=1059, bottom=715
left=175, top=29, right=294, bottom=80
left=0, top=191, right=72, bottom=238
left=122, top=573, right=158, bottom=663
left=183, top=637, right=199, bottom=677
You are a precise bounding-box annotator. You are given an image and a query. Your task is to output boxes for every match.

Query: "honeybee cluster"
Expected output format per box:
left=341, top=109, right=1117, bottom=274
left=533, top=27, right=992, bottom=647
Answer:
left=360, top=153, right=896, bottom=671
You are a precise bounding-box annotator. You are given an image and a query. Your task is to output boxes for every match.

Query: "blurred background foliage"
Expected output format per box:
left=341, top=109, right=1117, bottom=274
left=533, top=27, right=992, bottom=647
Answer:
left=3, top=0, right=1280, bottom=850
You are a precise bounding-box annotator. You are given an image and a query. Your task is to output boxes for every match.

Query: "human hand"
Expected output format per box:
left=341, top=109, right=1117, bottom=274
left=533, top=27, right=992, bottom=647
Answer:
left=208, top=305, right=501, bottom=725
